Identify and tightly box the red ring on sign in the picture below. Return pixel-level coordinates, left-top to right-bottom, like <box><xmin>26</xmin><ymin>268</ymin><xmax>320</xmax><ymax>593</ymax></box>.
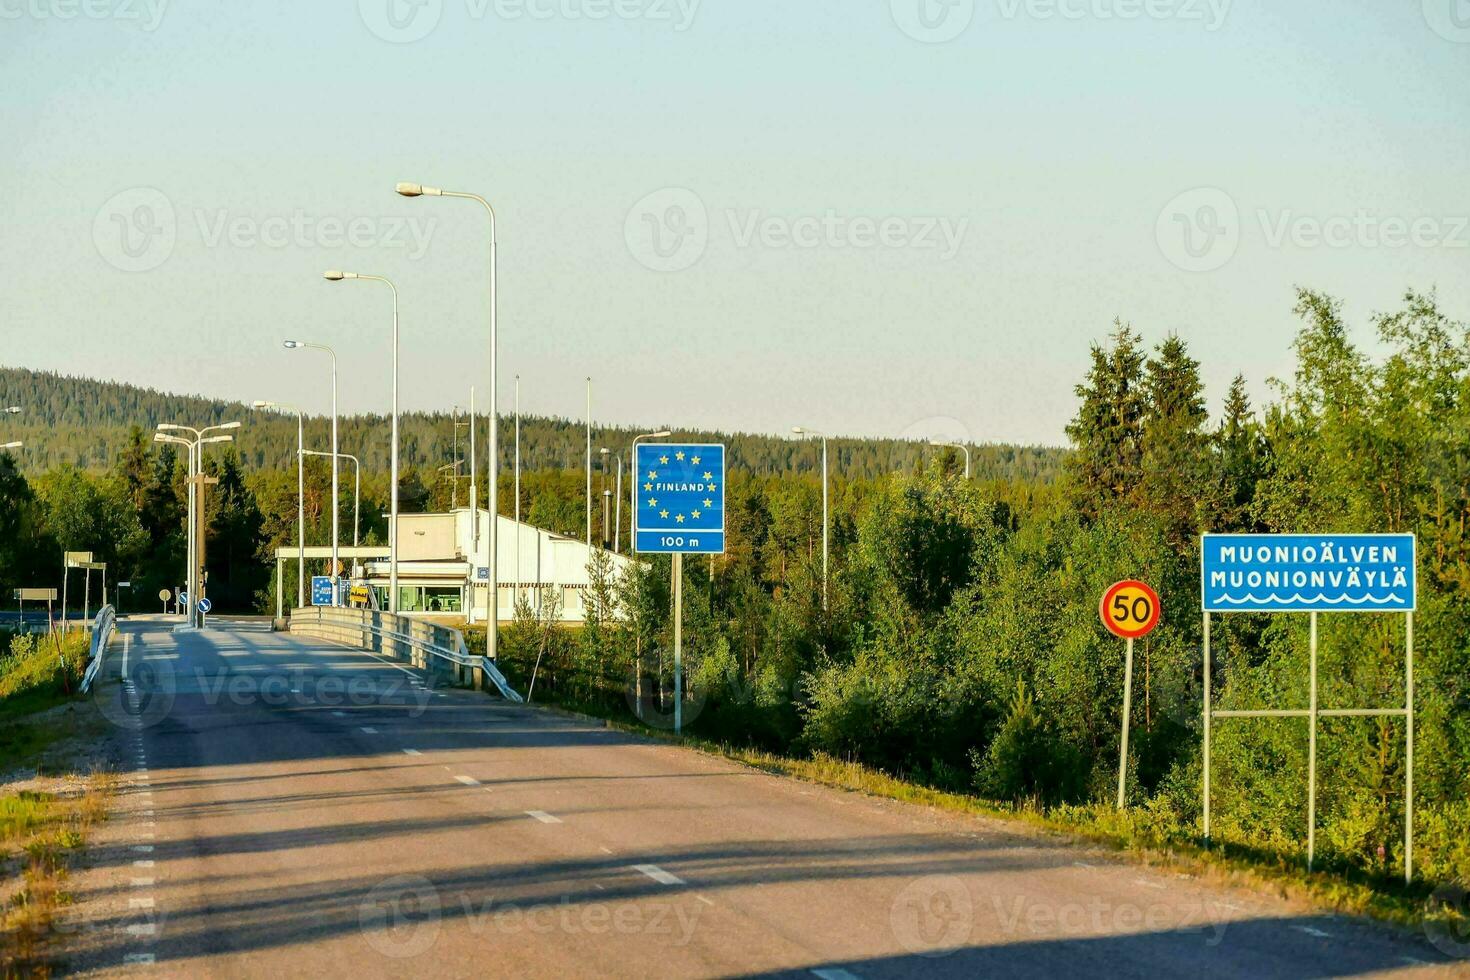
<box><xmin>1100</xmin><ymin>579</ymin><xmax>1162</xmax><ymax>639</ymax></box>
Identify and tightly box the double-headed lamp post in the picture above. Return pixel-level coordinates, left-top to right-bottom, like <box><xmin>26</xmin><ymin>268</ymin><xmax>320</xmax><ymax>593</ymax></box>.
<box><xmin>324</xmin><ymin>270</ymin><xmax>400</xmax><ymax>614</ymax></box>
<box><xmin>396</xmin><ymin>180</ymin><xmax>499</xmax><ymax>653</ymax></box>
<box><xmin>156</xmin><ymin>422</ymin><xmax>238</xmax><ymax>626</ymax></box>
<box><xmin>928</xmin><ymin>439</ymin><xmax>971</xmax><ymax>478</ymax></box>
<box><xmin>284</xmin><ymin>339</ymin><xmax>340</xmax><ymax>605</ymax></box>
<box><xmin>792</xmin><ymin>426</ymin><xmax>830</xmax><ymax>611</ymax></box>
<box><xmin>252</xmin><ymin>401</ymin><xmax>305</xmax><ymax>607</ymax></box>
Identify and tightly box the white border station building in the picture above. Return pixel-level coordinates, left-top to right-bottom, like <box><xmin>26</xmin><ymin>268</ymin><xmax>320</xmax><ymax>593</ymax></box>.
<box><xmin>360</xmin><ymin>508</ymin><xmax>637</xmax><ymax>624</ymax></box>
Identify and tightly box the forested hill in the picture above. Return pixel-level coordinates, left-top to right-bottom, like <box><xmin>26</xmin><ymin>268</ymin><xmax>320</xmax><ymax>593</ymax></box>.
<box><xmin>0</xmin><ymin>366</ymin><xmax>1065</xmax><ymax>483</ymax></box>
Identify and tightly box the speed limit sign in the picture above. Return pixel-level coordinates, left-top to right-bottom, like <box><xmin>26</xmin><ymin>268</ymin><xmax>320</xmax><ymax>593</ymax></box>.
<box><xmin>1100</xmin><ymin>579</ymin><xmax>1161</xmax><ymax>640</ymax></box>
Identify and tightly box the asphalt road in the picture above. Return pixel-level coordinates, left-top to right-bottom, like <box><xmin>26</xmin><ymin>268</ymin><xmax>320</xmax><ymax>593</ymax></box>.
<box><xmin>61</xmin><ymin>617</ymin><xmax>1461</xmax><ymax>978</ymax></box>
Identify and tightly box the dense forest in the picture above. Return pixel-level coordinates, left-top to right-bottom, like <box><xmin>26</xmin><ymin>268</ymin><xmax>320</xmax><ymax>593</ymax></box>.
<box><xmin>0</xmin><ymin>288</ymin><xmax>1466</xmax><ymax>890</ymax></box>
<box><xmin>0</xmin><ymin>367</ymin><xmax>1062</xmax><ymax>482</ymax></box>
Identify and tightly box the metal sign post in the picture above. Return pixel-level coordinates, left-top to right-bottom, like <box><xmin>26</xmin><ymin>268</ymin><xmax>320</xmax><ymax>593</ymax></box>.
<box><xmin>1200</xmin><ymin>533</ymin><xmax>1416</xmax><ymax>881</ymax></box>
<box><xmin>61</xmin><ymin>551</ymin><xmax>91</xmax><ymax>633</ymax></box>
<box><xmin>632</xmin><ymin>442</ymin><xmax>726</xmax><ymax>736</ymax></box>
<box><xmin>1100</xmin><ymin>579</ymin><xmax>1162</xmax><ymax>810</ymax></box>
<box><xmin>672</xmin><ymin>553</ymin><xmax>683</xmax><ymax>734</ymax></box>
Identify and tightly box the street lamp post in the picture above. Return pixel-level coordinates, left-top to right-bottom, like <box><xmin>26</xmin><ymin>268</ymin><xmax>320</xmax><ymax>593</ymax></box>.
<box><xmin>284</xmin><ymin>339</ymin><xmax>339</xmax><ymax>605</ymax></box>
<box><xmin>586</xmin><ymin>377</ymin><xmax>593</xmax><ymax>549</ymax></box>
<box><xmin>252</xmin><ymin>401</ymin><xmax>305</xmax><ymax>607</ymax></box>
<box><xmin>792</xmin><ymin>426</ymin><xmax>830</xmax><ymax>611</ymax></box>
<box><xmin>599</xmin><ymin>447</ymin><xmax>623</xmax><ymax>552</ymax></box>
<box><xmin>324</xmin><ymin>270</ymin><xmax>399</xmax><ymax>613</ymax></box>
<box><xmin>397</xmin><ymin>181</ymin><xmax>499</xmax><ymax>658</ymax></box>
<box><xmin>469</xmin><ymin>387</ymin><xmax>478</xmax><ymax>552</ymax></box>
<box><xmin>514</xmin><ymin>375</ymin><xmax>521</xmax><ymax>607</ymax></box>
<box><xmin>928</xmin><ymin>439</ymin><xmax>971</xmax><ymax>478</ymax></box>
<box><xmin>156</xmin><ymin>422</ymin><xmax>237</xmax><ymax>626</ymax></box>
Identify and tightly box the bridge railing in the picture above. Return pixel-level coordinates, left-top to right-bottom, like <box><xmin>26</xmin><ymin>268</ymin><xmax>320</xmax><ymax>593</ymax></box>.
<box><xmin>79</xmin><ymin>604</ymin><xmax>116</xmax><ymax>694</ymax></box>
<box><xmin>288</xmin><ymin>605</ymin><xmax>522</xmax><ymax>703</ymax></box>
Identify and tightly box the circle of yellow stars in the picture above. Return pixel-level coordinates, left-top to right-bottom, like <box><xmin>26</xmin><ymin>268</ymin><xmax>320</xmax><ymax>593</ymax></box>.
<box><xmin>642</xmin><ymin>450</ymin><xmax>717</xmax><ymax>526</ymax></box>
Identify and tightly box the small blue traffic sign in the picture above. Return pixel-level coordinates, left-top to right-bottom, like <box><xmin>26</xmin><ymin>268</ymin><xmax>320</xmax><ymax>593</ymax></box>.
<box><xmin>634</xmin><ymin>443</ymin><xmax>725</xmax><ymax>554</ymax></box>
<box><xmin>311</xmin><ymin>576</ymin><xmax>334</xmax><ymax>606</ymax></box>
<box><xmin>178</xmin><ymin>591</ymin><xmax>188</xmax><ymax>606</ymax></box>
<box><xmin>197</xmin><ymin>597</ymin><xmax>213</xmax><ymax>614</ymax></box>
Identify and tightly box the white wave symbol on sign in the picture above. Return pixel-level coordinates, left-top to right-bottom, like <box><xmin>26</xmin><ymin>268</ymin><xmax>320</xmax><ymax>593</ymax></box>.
<box><xmin>1214</xmin><ymin>592</ymin><xmax>1403</xmax><ymax>606</ymax></box>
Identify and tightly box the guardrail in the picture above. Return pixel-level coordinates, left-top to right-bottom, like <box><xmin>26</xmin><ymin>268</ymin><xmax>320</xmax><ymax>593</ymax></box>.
<box><xmin>289</xmin><ymin>605</ymin><xmax>523</xmax><ymax>703</ymax></box>
<box><xmin>79</xmin><ymin>604</ymin><xmax>116</xmax><ymax>694</ymax></box>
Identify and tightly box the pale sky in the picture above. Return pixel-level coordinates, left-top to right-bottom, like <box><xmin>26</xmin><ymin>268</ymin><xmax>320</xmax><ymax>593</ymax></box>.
<box><xmin>2</xmin><ymin>1</ymin><xmax>1467</xmax><ymax>447</ymax></box>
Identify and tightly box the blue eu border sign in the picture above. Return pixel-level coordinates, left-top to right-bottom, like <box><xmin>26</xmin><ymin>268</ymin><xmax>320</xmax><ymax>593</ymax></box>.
<box><xmin>633</xmin><ymin>443</ymin><xmax>725</xmax><ymax>555</ymax></box>
<box><xmin>1201</xmin><ymin>533</ymin><xmax>1416</xmax><ymax>612</ymax></box>
<box><xmin>311</xmin><ymin>576</ymin><xmax>335</xmax><ymax>606</ymax></box>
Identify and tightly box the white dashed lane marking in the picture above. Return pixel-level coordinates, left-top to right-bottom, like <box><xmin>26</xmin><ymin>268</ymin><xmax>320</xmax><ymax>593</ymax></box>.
<box><xmin>525</xmin><ymin>810</ymin><xmax>562</xmax><ymax>824</ymax></box>
<box><xmin>454</xmin><ymin>775</ymin><xmax>481</xmax><ymax>787</ymax></box>
<box><xmin>631</xmin><ymin>864</ymin><xmax>685</xmax><ymax>886</ymax></box>
<box><xmin>360</xmin><ymin>727</ymin><xmax>378</xmax><ymax>734</ymax></box>
<box><xmin>401</xmin><ymin>748</ymin><xmax>422</xmax><ymax>756</ymax></box>
<box><xmin>125</xmin><ymin>923</ymin><xmax>157</xmax><ymax>937</ymax></box>
<box><xmin>124</xmin><ymin>953</ymin><xmax>156</xmax><ymax>965</ymax></box>
<box><xmin>1291</xmin><ymin>925</ymin><xmax>1333</xmax><ymax>938</ymax></box>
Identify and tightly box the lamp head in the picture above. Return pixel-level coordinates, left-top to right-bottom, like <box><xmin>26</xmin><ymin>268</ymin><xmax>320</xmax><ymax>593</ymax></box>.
<box><xmin>283</xmin><ymin>340</ymin><xmax>302</xmax><ymax>349</ymax></box>
<box><xmin>652</xmin><ymin>430</ymin><xmax>672</xmax><ymax>438</ymax></box>
<box><xmin>323</xmin><ymin>270</ymin><xmax>358</xmax><ymax>281</ymax></box>
<box><xmin>791</xmin><ymin>426</ymin><xmax>805</xmax><ymax>435</ymax></box>
<box><xmin>251</xmin><ymin>400</ymin><xmax>271</xmax><ymax>409</ymax></box>
<box><xmin>157</xmin><ymin>423</ymin><xmax>183</xmax><ymax>431</ymax></box>
<box><xmin>217</xmin><ymin>421</ymin><xmax>241</xmax><ymax>430</ymax></box>
<box><xmin>395</xmin><ymin>181</ymin><xmax>442</xmax><ymax>197</ymax></box>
